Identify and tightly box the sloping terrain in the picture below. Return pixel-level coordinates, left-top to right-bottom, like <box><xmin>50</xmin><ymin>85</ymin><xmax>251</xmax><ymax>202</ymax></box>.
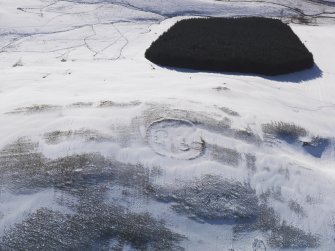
<box><xmin>0</xmin><ymin>0</ymin><xmax>335</xmax><ymax>250</ymax></box>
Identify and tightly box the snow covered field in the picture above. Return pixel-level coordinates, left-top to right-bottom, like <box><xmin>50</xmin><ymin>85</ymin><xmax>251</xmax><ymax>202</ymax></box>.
<box><xmin>0</xmin><ymin>0</ymin><xmax>335</xmax><ymax>250</ymax></box>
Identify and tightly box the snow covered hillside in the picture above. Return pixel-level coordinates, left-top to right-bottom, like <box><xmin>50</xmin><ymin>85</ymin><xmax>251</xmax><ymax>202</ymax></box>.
<box><xmin>0</xmin><ymin>0</ymin><xmax>335</xmax><ymax>250</ymax></box>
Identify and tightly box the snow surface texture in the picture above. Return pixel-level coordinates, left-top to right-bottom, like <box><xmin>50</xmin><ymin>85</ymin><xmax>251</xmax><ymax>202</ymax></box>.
<box><xmin>0</xmin><ymin>0</ymin><xmax>335</xmax><ymax>250</ymax></box>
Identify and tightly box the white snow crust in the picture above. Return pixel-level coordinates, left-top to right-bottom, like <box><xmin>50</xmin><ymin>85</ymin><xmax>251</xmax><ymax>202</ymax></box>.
<box><xmin>0</xmin><ymin>0</ymin><xmax>335</xmax><ymax>250</ymax></box>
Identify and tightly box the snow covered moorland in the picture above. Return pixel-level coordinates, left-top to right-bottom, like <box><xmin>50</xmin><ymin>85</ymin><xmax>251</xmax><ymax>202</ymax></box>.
<box><xmin>0</xmin><ymin>0</ymin><xmax>335</xmax><ymax>250</ymax></box>
<box><xmin>145</xmin><ymin>17</ymin><xmax>315</xmax><ymax>75</ymax></box>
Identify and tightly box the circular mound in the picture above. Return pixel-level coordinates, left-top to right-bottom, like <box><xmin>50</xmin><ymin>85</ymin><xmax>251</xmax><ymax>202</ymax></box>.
<box><xmin>146</xmin><ymin>119</ymin><xmax>204</xmax><ymax>160</ymax></box>
<box><xmin>145</xmin><ymin>17</ymin><xmax>314</xmax><ymax>76</ymax></box>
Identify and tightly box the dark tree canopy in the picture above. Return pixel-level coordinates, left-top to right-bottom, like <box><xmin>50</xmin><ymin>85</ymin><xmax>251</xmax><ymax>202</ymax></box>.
<box><xmin>145</xmin><ymin>17</ymin><xmax>314</xmax><ymax>76</ymax></box>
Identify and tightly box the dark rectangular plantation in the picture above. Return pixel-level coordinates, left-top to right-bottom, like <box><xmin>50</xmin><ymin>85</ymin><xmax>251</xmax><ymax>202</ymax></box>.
<box><xmin>145</xmin><ymin>17</ymin><xmax>314</xmax><ymax>76</ymax></box>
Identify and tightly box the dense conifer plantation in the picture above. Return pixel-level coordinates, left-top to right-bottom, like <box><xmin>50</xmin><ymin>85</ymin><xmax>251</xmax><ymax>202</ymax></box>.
<box><xmin>145</xmin><ymin>17</ymin><xmax>314</xmax><ymax>76</ymax></box>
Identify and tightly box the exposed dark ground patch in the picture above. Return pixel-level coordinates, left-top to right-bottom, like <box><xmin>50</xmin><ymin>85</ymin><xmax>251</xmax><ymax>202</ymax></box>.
<box><xmin>262</xmin><ymin>121</ymin><xmax>331</xmax><ymax>158</ymax></box>
<box><xmin>98</xmin><ymin>100</ymin><xmax>142</xmax><ymax>108</ymax></box>
<box><xmin>145</xmin><ymin>17</ymin><xmax>314</xmax><ymax>76</ymax></box>
<box><xmin>0</xmin><ymin>205</ymin><xmax>184</xmax><ymax>251</ymax></box>
<box><xmin>268</xmin><ymin>222</ymin><xmax>320</xmax><ymax>248</ymax></box>
<box><xmin>288</xmin><ymin>200</ymin><xmax>306</xmax><ymax>217</ymax></box>
<box><xmin>44</xmin><ymin>129</ymin><xmax>111</xmax><ymax>144</ymax></box>
<box><xmin>263</xmin><ymin>121</ymin><xmax>307</xmax><ymax>143</ymax></box>
<box><xmin>67</xmin><ymin>102</ymin><xmax>94</xmax><ymax>108</ymax></box>
<box><xmin>151</xmin><ymin>175</ymin><xmax>319</xmax><ymax>249</ymax></box>
<box><xmin>0</xmin><ymin>135</ymin><xmax>321</xmax><ymax>250</ymax></box>
<box><xmin>233</xmin><ymin>204</ymin><xmax>319</xmax><ymax>249</ymax></box>
<box><xmin>154</xmin><ymin>175</ymin><xmax>259</xmax><ymax>222</ymax></box>
<box><xmin>233</xmin><ymin>128</ymin><xmax>260</xmax><ymax>144</ymax></box>
<box><xmin>0</xmin><ymin>138</ymin><xmax>159</xmax><ymax>194</ymax></box>
<box><xmin>218</xmin><ymin>106</ymin><xmax>240</xmax><ymax>117</ymax></box>
<box><xmin>5</xmin><ymin>100</ymin><xmax>142</xmax><ymax>116</ymax></box>
<box><xmin>213</xmin><ymin>86</ymin><xmax>230</xmax><ymax>92</ymax></box>
<box><xmin>208</xmin><ymin>145</ymin><xmax>241</xmax><ymax>166</ymax></box>
<box><xmin>6</xmin><ymin>104</ymin><xmax>62</xmax><ymax>114</ymax></box>
<box><xmin>252</xmin><ymin>239</ymin><xmax>267</xmax><ymax>251</ymax></box>
<box><xmin>245</xmin><ymin>154</ymin><xmax>257</xmax><ymax>172</ymax></box>
<box><xmin>0</xmin><ymin>139</ymin><xmax>184</xmax><ymax>250</ymax></box>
